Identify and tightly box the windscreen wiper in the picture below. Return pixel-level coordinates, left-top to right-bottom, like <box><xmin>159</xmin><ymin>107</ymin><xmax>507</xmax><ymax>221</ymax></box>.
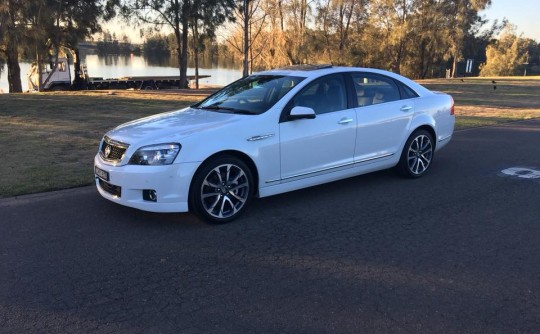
<box><xmin>198</xmin><ymin>105</ymin><xmax>256</xmax><ymax>115</ymax></box>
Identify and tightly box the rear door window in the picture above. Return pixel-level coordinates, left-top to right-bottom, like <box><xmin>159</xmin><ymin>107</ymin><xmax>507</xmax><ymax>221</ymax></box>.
<box><xmin>351</xmin><ymin>73</ymin><xmax>401</xmax><ymax>107</ymax></box>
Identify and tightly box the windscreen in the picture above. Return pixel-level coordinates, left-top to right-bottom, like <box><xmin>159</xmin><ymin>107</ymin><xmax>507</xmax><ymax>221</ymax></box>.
<box><xmin>195</xmin><ymin>75</ymin><xmax>305</xmax><ymax>115</ymax></box>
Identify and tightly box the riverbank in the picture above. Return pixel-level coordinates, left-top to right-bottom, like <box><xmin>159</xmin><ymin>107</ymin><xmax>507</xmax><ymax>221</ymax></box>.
<box><xmin>0</xmin><ymin>54</ymin><xmax>243</xmax><ymax>93</ymax></box>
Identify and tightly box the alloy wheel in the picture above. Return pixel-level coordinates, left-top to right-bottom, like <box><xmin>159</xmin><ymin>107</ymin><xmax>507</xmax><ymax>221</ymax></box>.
<box><xmin>407</xmin><ymin>134</ymin><xmax>433</xmax><ymax>175</ymax></box>
<box><xmin>200</xmin><ymin>163</ymin><xmax>250</xmax><ymax>219</ymax></box>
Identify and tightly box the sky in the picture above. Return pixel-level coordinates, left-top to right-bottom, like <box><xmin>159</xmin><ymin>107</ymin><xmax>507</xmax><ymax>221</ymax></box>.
<box><xmin>480</xmin><ymin>0</ymin><xmax>539</xmax><ymax>40</ymax></box>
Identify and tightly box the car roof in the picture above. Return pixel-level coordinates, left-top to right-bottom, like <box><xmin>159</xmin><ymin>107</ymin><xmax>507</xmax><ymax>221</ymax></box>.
<box><xmin>255</xmin><ymin>65</ymin><xmax>432</xmax><ymax>96</ymax></box>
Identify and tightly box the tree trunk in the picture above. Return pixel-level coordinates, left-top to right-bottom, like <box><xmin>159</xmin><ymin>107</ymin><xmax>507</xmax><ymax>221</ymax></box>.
<box><xmin>174</xmin><ymin>28</ymin><xmax>183</xmax><ymax>85</ymax></box>
<box><xmin>36</xmin><ymin>46</ymin><xmax>44</xmax><ymax>92</ymax></box>
<box><xmin>242</xmin><ymin>0</ymin><xmax>249</xmax><ymax>77</ymax></box>
<box><xmin>451</xmin><ymin>55</ymin><xmax>458</xmax><ymax>78</ymax></box>
<box><xmin>278</xmin><ymin>0</ymin><xmax>284</xmax><ymax>31</ymax></box>
<box><xmin>6</xmin><ymin>39</ymin><xmax>22</xmax><ymax>93</ymax></box>
<box><xmin>194</xmin><ymin>51</ymin><xmax>199</xmax><ymax>89</ymax></box>
<box><xmin>72</xmin><ymin>48</ymin><xmax>86</xmax><ymax>89</ymax></box>
<box><xmin>176</xmin><ymin>35</ymin><xmax>183</xmax><ymax>85</ymax></box>
<box><xmin>192</xmin><ymin>23</ymin><xmax>200</xmax><ymax>89</ymax></box>
<box><xmin>180</xmin><ymin>1</ymin><xmax>189</xmax><ymax>88</ymax></box>
<box><xmin>42</xmin><ymin>0</ymin><xmax>62</xmax><ymax>90</ymax></box>
<box><xmin>418</xmin><ymin>40</ymin><xmax>426</xmax><ymax>79</ymax></box>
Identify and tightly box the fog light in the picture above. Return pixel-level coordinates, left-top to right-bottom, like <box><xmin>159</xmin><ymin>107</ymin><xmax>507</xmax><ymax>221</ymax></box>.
<box><xmin>143</xmin><ymin>189</ymin><xmax>157</xmax><ymax>202</ymax></box>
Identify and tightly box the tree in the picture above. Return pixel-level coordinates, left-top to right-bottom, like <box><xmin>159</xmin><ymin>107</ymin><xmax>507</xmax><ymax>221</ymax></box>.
<box><xmin>143</xmin><ymin>34</ymin><xmax>170</xmax><ymax>55</ymax></box>
<box><xmin>25</xmin><ymin>0</ymin><xmax>110</xmax><ymax>91</ymax></box>
<box><xmin>117</xmin><ymin>0</ymin><xmax>188</xmax><ymax>87</ymax></box>
<box><xmin>446</xmin><ymin>0</ymin><xmax>491</xmax><ymax>78</ymax></box>
<box><xmin>118</xmin><ymin>0</ymin><xmax>233</xmax><ymax>88</ymax></box>
<box><xmin>460</xmin><ymin>17</ymin><xmax>504</xmax><ymax>76</ymax></box>
<box><xmin>523</xmin><ymin>38</ymin><xmax>540</xmax><ymax>75</ymax></box>
<box><xmin>316</xmin><ymin>0</ymin><xmax>366</xmax><ymax>65</ymax></box>
<box><xmin>283</xmin><ymin>0</ymin><xmax>311</xmax><ymax>65</ymax></box>
<box><xmin>480</xmin><ymin>24</ymin><xmax>529</xmax><ymax>77</ymax></box>
<box><xmin>0</xmin><ymin>0</ymin><xmax>25</xmax><ymax>93</ymax></box>
<box><xmin>406</xmin><ymin>0</ymin><xmax>449</xmax><ymax>79</ymax></box>
<box><xmin>1</xmin><ymin>0</ymin><xmax>115</xmax><ymax>92</ymax></box>
<box><xmin>189</xmin><ymin>0</ymin><xmax>234</xmax><ymax>86</ymax></box>
<box><xmin>367</xmin><ymin>0</ymin><xmax>413</xmax><ymax>74</ymax></box>
<box><xmin>226</xmin><ymin>0</ymin><xmax>266</xmax><ymax>76</ymax></box>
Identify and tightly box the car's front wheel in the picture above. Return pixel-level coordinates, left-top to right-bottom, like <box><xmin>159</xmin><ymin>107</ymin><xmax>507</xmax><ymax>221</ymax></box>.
<box><xmin>189</xmin><ymin>156</ymin><xmax>254</xmax><ymax>224</ymax></box>
<box><xmin>396</xmin><ymin>129</ymin><xmax>434</xmax><ymax>178</ymax></box>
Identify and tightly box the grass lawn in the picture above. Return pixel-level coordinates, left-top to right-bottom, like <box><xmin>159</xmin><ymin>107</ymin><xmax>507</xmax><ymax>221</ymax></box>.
<box><xmin>420</xmin><ymin>77</ymin><xmax>540</xmax><ymax>128</ymax></box>
<box><xmin>1</xmin><ymin>78</ymin><xmax>539</xmax><ymax>198</ymax></box>
<box><xmin>0</xmin><ymin>91</ymin><xmax>202</xmax><ymax>198</ymax></box>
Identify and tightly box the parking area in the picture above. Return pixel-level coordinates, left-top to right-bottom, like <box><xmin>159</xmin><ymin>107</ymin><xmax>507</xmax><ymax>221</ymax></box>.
<box><xmin>1</xmin><ymin>119</ymin><xmax>539</xmax><ymax>333</ymax></box>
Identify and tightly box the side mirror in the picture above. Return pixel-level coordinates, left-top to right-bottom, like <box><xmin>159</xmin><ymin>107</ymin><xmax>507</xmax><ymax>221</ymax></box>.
<box><xmin>288</xmin><ymin>106</ymin><xmax>316</xmax><ymax>121</ymax></box>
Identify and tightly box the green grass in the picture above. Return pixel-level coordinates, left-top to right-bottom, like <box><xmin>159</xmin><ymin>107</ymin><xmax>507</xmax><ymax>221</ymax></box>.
<box><xmin>420</xmin><ymin>78</ymin><xmax>540</xmax><ymax>129</ymax></box>
<box><xmin>0</xmin><ymin>91</ymin><xmax>201</xmax><ymax>198</ymax></box>
<box><xmin>421</xmin><ymin>78</ymin><xmax>540</xmax><ymax>109</ymax></box>
<box><xmin>1</xmin><ymin>78</ymin><xmax>539</xmax><ymax>198</ymax></box>
<box><xmin>454</xmin><ymin>116</ymin><xmax>521</xmax><ymax>129</ymax></box>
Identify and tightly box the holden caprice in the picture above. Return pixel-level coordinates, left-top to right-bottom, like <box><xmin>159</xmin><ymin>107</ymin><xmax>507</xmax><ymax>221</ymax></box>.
<box><xmin>95</xmin><ymin>65</ymin><xmax>455</xmax><ymax>223</ymax></box>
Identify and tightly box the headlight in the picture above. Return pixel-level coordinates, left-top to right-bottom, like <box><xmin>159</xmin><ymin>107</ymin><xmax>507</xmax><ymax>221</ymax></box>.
<box><xmin>128</xmin><ymin>143</ymin><xmax>181</xmax><ymax>165</ymax></box>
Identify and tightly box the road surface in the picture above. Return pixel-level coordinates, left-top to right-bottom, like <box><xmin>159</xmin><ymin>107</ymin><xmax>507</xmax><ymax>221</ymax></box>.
<box><xmin>1</xmin><ymin>119</ymin><xmax>539</xmax><ymax>333</ymax></box>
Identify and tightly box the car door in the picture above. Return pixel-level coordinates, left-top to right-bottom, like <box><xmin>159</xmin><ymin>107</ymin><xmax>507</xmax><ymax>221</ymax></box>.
<box><xmin>351</xmin><ymin>72</ymin><xmax>414</xmax><ymax>164</ymax></box>
<box><xmin>279</xmin><ymin>74</ymin><xmax>357</xmax><ymax>181</ymax></box>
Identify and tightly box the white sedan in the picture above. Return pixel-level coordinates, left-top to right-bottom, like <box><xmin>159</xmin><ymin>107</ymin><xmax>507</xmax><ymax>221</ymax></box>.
<box><xmin>94</xmin><ymin>65</ymin><xmax>455</xmax><ymax>223</ymax></box>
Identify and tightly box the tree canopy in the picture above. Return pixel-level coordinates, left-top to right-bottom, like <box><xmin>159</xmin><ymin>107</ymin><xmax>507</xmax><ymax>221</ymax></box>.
<box><xmin>0</xmin><ymin>0</ymin><xmax>116</xmax><ymax>92</ymax></box>
<box><xmin>480</xmin><ymin>24</ymin><xmax>530</xmax><ymax>77</ymax></box>
<box><xmin>114</xmin><ymin>0</ymin><xmax>235</xmax><ymax>87</ymax></box>
<box><xmin>219</xmin><ymin>0</ymin><xmax>499</xmax><ymax>79</ymax></box>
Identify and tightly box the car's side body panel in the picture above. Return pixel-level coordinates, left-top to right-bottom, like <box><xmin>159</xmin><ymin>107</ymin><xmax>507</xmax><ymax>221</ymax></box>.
<box><xmin>258</xmin><ymin>155</ymin><xmax>397</xmax><ymax>198</ymax></box>
<box><xmin>354</xmin><ymin>99</ymin><xmax>414</xmax><ymax>164</ymax></box>
<box><xmin>176</xmin><ymin>112</ymin><xmax>283</xmax><ymax>189</ymax></box>
<box><xmin>279</xmin><ymin>108</ymin><xmax>357</xmax><ymax>181</ymax></box>
<box><xmin>410</xmin><ymin>93</ymin><xmax>455</xmax><ymax>150</ymax></box>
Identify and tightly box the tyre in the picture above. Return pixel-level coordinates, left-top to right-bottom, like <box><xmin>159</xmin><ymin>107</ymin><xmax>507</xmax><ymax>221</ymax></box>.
<box><xmin>396</xmin><ymin>129</ymin><xmax>434</xmax><ymax>178</ymax></box>
<box><xmin>189</xmin><ymin>156</ymin><xmax>254</xmax><ymax>224</ymax></box>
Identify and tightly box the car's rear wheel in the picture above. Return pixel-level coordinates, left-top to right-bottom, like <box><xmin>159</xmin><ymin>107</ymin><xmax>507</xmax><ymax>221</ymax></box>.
<box><xmin>189</xmin><ymin>156</ymin><xmax>254</xmax><ymax>224</ymax></box>
<box><xmin>396</xmin><ymin>129</ymin><xmax>434</xmax><ymax>178</ymax></box>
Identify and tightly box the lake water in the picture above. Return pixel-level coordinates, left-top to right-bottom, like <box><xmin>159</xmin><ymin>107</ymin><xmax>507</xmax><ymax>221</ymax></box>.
<box><xmin>0</xmin><ymin>54</ymin><xmax>243</xmax><ymax>93</ymax></box>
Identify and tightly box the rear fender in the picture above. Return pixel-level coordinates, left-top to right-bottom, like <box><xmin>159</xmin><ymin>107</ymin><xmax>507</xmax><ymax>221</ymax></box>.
<box><xmin>399</xmin><ymin>115</ymin><xmax>436</xmax><ymax>151</ymax></box>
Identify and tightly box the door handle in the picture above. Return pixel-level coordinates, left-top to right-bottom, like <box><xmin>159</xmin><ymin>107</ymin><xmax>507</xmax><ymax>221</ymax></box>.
<box><xmin>338</xmin><ymin>118</ymin><xmax>354</xmax><ymax>125</ymax></box>
<box><xmin>400</xmin><ymin>105</ymin><xmax>413</xmax><ymax>112</ymax></box>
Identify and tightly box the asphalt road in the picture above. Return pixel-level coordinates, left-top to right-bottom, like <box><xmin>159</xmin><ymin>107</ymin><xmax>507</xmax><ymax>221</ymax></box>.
<box><xmin>1</xmin><ymin>119</ymin><xmax>539</xmax><ymax>333</ymax></box>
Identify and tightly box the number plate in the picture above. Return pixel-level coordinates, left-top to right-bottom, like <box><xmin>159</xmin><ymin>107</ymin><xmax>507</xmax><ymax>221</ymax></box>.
<box><xmin>94</xmin><ymin>166</ymin><xmax>109</xmax><ymax>181</ymax></box>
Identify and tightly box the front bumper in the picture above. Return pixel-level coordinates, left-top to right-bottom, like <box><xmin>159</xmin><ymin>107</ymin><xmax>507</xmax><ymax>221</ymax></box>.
<box><xmin>94</xmin><ymin>155</ymin><xmax>200</xmax><ymax>213</ymax></box>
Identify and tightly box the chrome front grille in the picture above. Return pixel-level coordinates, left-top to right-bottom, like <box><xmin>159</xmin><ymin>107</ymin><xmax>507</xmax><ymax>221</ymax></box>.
<box><xmin>100</xmin><ymin>136</ymin><xmax>129</xmax><ymax>162</ymax></box>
